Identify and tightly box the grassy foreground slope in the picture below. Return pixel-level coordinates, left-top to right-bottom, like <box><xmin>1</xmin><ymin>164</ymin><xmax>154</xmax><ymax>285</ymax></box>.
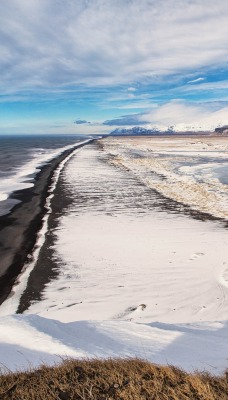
<box><xmin>0</xmin><ymin>359</ymin><xmax>227</xmax><ymax>400</ymax></box>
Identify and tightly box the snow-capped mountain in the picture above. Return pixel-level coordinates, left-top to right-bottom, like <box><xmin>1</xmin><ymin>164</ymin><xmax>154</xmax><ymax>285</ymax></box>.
<box><xmin>110</xmin><ymin>127</ymin><xmax>163</xmax><ymax>135</ymax></box>
<box><xmin>110</xmin><ymin>125</ymin><xmax>228</xmax><ymax>136</ymax></box>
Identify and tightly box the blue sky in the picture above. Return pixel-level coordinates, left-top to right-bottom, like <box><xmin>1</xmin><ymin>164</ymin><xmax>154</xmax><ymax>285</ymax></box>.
<box><xmin>0</xmin><ymin>0</ymin><xmax>228</xmax><ymax>134</ymax></box>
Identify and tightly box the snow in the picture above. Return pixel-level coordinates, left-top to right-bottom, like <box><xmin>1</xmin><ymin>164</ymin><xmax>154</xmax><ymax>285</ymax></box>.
<box><xmin>0</xmin><ymin>137</ymin><xmax>228</xmax><ymax>375</ymax></box>
<box><xmin>0</xmin><ymin>315</ymin><xmax>228</xmax><ymax>375</ymax></box>
<box><xmin>22</xmin><ymin>213</ymin><xmax>228</xmax><ymax>325</ymax></box>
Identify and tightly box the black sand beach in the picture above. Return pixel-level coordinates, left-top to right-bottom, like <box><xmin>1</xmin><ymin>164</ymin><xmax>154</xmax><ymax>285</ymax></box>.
<box><xmin>17</xmin><ymin>155</ymin><xmax>75</xmax><ymax>313</ymax></box>
<box><xmin>0</xmin><ymin>140</ymin><xmax>93</xmax><ymax>305</ymax></box>
<box><xmin>17</xmin><ymin>139</ymin><xmax>227</xmax><ymax>314</ymax></box>
<box><xmin>0</xmin><ymin>137</ymin><xmax>226</xmax><ymax>311</ymax></box>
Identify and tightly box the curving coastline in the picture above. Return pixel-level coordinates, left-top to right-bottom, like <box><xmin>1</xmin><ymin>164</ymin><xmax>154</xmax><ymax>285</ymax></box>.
<box><xmin>0</xmin><ymin>139</ymin><xmax>94</xmax><ymax>305</ymax></box>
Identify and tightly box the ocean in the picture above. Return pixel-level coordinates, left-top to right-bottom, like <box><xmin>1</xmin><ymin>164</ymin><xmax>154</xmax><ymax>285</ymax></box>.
<box><xmin>0</xmin><ymin>134</ymin><xmax>89</xmax><ymax>216</ymax></box>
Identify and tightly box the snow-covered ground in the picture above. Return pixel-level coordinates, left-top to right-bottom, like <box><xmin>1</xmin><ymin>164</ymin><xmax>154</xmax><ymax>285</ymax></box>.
<box><xmin>0</xmin><ymin>137</ymin><xmax>228</xmax><ymax>374</ymax></box>
<box><xmin>1</xmin><ymin>315</ymin><xmax>228</xmax><ymax>374</ymax></box>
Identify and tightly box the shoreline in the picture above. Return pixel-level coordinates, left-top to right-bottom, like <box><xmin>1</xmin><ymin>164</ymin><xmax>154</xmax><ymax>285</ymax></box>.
<box><xmin>1</xmin><ymin>137</ymin><xmax>227</xmax><ymax>313</ymax></box>
<box><xmin>16</xmin><ymin>140</ymin><xmax>228</xmax><ymax>318</ymax></box>
<box><xmin>20</xmin><ymin>140</ymin><xmax>228</xmax><ymax>327</ymax></box>
<box><xmin>0</xmin><ymin>140</ymin><xmax>93</xmax><ymax>305</ymax></box>
<box><xmin>17</xmin><ymin>156</ymin><xmax>75</xmax><ymax>313</ymax></box>
<box><xmin>0</xmin><ymin>134</ymin><xmax>227</xmax><ymax>374</ymax></box>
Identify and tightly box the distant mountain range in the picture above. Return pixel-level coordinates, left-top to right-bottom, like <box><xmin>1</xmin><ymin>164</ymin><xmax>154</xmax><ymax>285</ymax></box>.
<box><xmin>110</xmin><ymin>127</ymin><xmax>162</xmax><ymax>136</ymax></box>
<box><xmin>110</xmin><ymin>125</ymin><xmax>228</xmax><ymax>136</ymax></box>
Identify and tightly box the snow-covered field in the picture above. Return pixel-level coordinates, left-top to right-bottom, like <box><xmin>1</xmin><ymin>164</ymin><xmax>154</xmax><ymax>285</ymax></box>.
<box><xmin>1</xmin><ymin>315</ymin><xmax>228</xmax><ymax>375</ymax></box>
<box><xmin>0</xmin><ymin>137</ymin><xmax>228</xmax><ymax>374</ymax></box>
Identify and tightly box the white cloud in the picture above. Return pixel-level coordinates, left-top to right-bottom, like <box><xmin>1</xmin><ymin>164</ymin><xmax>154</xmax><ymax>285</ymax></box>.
<box><xmin>183</xmin><ymin>80</ymin><xmax>228</xmax><ymax>92</ymax></box>
<box><xmin>109</xmin><ymin>100</ymin><xmax>228</xmax><ymax>131</ymax></box>
<box><xmin>0</xmin><ymin>0</ymin><xmax>228</xmax><ymax>94</ymax></box>
<box><xmin>187</xmin><ymin>77</ymin><xmax>205</xmax><ymax>83</ymax></box>
<box><xmin>127</xmin><ymin>87</ymin><xmax>136</xmax><ymax>91</ymax></box>
<box><xmin>116</xmin><ymin>102</ymin><xmax>157</xmax><ymax>109</ymax></box>
<box><xmin>139</xmin><ymin>101</ymin><xmax>228</xmax><ymax>131</ymax></box>
<box><xmin>140</xmin><ymin>101</ymin><xmax>205</xmax><ymax>125</ymax></box>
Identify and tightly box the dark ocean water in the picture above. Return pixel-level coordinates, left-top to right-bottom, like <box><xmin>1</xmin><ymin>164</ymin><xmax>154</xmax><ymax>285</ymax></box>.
<box><xmin>0</xmin><ymin>134</ymin><xmax>87</xmax><ymax>215</ymax></box>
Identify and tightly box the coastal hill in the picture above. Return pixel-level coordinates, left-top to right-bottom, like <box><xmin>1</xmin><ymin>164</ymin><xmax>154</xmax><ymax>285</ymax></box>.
<box><xmin>215</xmin><ymin>125</ymin><xmax>228</xmax><ymax>135</ymax></box>
<box><xmin>1</xmin><ymin>358</ymin><xmax>227</xmax><ymax>399</ymax></box>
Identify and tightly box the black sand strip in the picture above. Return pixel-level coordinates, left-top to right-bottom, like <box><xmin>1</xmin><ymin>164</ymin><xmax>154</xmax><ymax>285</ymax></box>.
<box><xmin>0</xmin><ymin>140</ymin><xmax>93</xmax><ymax>305</ymax></box>
<box><xmin>17</xmin><ymin>160</ymin><xmax>74</xmax><ymax>313</ymax></box>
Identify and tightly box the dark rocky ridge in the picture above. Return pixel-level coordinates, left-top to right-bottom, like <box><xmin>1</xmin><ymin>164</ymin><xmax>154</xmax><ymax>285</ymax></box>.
<box><xmin>215</xmin><ymin>125</ymin><xmax>228</xmax><ymax>134</ymax></box>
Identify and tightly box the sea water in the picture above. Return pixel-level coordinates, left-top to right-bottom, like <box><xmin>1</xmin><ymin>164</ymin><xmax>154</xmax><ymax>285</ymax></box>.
<box><xmin>0</xmin><ymin>134</ymin><xmax>87</xmax><ymax>216</ymax></box>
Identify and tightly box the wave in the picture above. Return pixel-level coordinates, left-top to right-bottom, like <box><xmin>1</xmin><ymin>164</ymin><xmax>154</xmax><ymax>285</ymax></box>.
<box><xmin>102</xmin><ymin>137</ymin><xmax>228</xmax><ymax>220</ymax></box>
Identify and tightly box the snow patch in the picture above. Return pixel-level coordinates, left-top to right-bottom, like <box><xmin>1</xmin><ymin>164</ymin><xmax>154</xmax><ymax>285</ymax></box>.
<box><xmin>0</xmin><ymin>314</ymin><xmax>227</xmax><ymax>375</ymax></box>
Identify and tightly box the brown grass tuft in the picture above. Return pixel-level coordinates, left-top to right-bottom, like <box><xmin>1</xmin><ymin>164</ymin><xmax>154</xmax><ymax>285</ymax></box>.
<box><xmin>0</xmin><ymin>358</ymin><xmax>227</xmax><ymax>399</ymax></box>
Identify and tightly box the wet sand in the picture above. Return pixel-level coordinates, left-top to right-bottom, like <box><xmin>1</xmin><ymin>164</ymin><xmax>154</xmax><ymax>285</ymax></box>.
<box><xmin>0</xmin><ymin>141</ymin><xmax>93</xmax><ymax>305</ymax></box>
<box><xmin>17</xmin><ymin>160</ymin><xmax>73</xmax><ymax>313</ymax></box>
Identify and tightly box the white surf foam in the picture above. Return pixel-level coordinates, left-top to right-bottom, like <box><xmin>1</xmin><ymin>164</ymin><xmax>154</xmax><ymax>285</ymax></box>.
<box><xmin>0</xmin><ymin>140</ymin><xmax>91</xmax><ymax>215</ymax></box>
<box><xmin>103</xmin><ymin>137</ymin><xmax>228</xmax><ymax>219</ymax></box>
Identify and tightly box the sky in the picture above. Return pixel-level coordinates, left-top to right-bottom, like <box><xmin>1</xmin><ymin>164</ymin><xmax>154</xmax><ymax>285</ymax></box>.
<box><xmin>0</xmin><ymin>0</ymin><xmax>228</xmax><ymax>134</ymax></box>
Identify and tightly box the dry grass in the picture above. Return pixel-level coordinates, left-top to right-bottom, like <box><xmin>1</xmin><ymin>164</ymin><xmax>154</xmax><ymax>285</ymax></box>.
<box><xmin>0</xmin><ymin>358</ymin><xmax>227</xmax><ymax>400</ymax></box>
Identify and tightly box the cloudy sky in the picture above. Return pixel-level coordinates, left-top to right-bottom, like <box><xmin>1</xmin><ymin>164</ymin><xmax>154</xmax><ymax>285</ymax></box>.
<box><xmin>0</xmin><ymin>0</ymin><xmax>228</xmax><ymax>134</ymax></box>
